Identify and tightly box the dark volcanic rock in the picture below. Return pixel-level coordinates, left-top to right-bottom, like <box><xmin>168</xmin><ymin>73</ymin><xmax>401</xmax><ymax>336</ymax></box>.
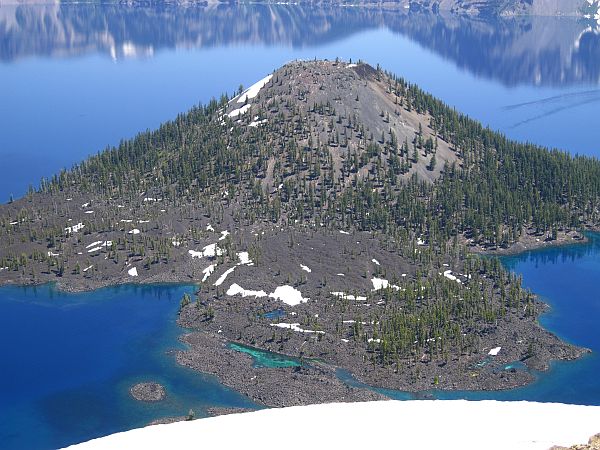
<box><xmin>130</xmin><ymin>382</ymin><xmax>166</xmax><ymax>402</ymax></box>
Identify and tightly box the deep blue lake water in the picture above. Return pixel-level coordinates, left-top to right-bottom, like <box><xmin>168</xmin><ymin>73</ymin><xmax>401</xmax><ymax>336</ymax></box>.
<box><xmin>0</xmin><ymin>284</ymin><xmax>256</xmax><ymax>450</ymax></box>
<box><xmin>1</xmin><ymin>3</ymin><xmax>600</xmax><ymax>449</ymax></box>
<box><xmin>0</xmin><ymin>4</ymin><xmax>599</xmax><ymax>199</ymax></box>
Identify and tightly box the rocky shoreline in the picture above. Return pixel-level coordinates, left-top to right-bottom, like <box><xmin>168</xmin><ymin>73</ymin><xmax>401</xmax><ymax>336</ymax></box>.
<box><xmin>0</xmin><ymin>224</ymin><xmax>592</xmax><ymax>411</ymax></box>
<box><xmin>467</xmin><ymin>229</ymin><xmax>588</xmax><ymax>257</ymax></box>
<box><xmin>176</xmin><ymin>331</ymin><xmax>387</xmax><ymax>408</ymax></box>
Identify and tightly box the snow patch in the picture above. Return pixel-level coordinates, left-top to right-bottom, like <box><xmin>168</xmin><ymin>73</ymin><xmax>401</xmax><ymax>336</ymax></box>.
<box><xmin>270</xmin><ymin>323</ymin><xmax>324</xmax><ymax>334</ymax></box>
<box><xmin>226</xmin><ymin>283</ymin><xmax>267</xmax><ymax>298</ymax></box>
<box><xmin>201</xmin><ymin>264</ymin><xmax>216</xmax><ymax>282</ymax></box>
<box><xmin>63</xmin><ymin>400</ymin><xmax>600</xmax><ymax>450</ymax></box>
<box><xmin>443</xmin><ymin>270</ymin><xmax>461</xmax><ymax>283</ymax></box>
<box><xmin>214</xmin><ymin>267</ymin><xmax>236</xmax><ymax>286</ymax></box>
<box><xmin>331</xmin><ymin>292</ymin><xmax>367</xmax><ymax>301</ymax></box>
<box><xmin>300</xmin><ymin>264</ymin><xmax>311</xmax><ymax>273</ymax></box>
<box><xmin>371</xmin><ymin>278</ymin><xmax>399</xmax><ymax>291</ymax></box>
<box><xmin>128</xmin><ymin>267</ymin><xmax>138</xmax><ymax>277</ymax></box>
<box><xmin>189</xmin><ymin>243</ymin><xmax>224</xmax><ymax>259</ymax></box>
<box><xmin>249</xmin><ymin>119</ymin><xmax>267</xmax><ymax>128</ymax></box>
<box><xmin>227</xmin><ymin>104</ymin><xmax>251</xmax><ymax>118</ymax></box>
<box><xmin>65</xmin><ymin>223</ymin><xmax>85</xmax><ymax>234</ymax></box>
<box><xmin>488</xmin><ymin>347</ymin><xmax>502</xmax><ymax>356</ymax></box>
<box><xmin>237</xmin><ymin>74</ymin><xmax>273</xmax><ymax>104</ymax></box>
<box><xmin>268</xmin><ymin>286</ymin><xmax>308</xmax><ymax>306</ymax></box>
<box><xmin>237</xmin><ymin>252</ymin><xmax>252</xmax><ymax>265</ymax></box>
<box><xmin>128</xmin><ymin>229</ymin><xmax>141</xmax><ymax>235</ymax></box>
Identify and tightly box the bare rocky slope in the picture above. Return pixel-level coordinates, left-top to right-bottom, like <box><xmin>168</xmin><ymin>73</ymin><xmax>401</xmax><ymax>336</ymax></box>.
<box><xmin>1</xmin><ymin>60</ymin><xmax>596</xmax><ymax>406</ymax></box>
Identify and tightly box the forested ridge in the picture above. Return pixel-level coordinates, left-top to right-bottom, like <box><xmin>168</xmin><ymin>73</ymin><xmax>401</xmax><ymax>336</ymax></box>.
<box><xmin>0</xmin><ymin>61</ymin><xmax>592</xmax><ymax>380</ymax></box>
<box><xmin>35</xmin><ymin>60</ymin><xmax>600</xmax><ymax>251</ymax></box>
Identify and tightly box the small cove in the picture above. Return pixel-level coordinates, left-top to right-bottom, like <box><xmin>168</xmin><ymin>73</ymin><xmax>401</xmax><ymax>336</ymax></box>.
<box><xmin>0</xmin><ymin>284</ymin><xmax>257</xmax><ymax>450</ymax></box>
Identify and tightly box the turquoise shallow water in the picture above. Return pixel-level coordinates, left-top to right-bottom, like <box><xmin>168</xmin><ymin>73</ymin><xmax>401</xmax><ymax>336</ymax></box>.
<box><xmin>228</xmin><ymin>342</ymin><xmax>301</xmax><ymax>368</ymax></box>
<box><xmin>0</xmin><ymin>284</ymin><xmax>256</xmax><ymax>450</ymax></box>
<box><xmin>1</xmin><ymin>235</ymin><xmax>599</xmax><ymax>449</ymax></box>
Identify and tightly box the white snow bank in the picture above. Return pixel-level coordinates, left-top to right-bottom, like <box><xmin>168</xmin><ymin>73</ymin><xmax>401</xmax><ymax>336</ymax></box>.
<box><xmin>127</xmin><ymin>267</ymin><xmax>138</xmax><ymax>277</ymax></box>
<box><xmin>206</xmin><ymin>224</ymin><xmax>215</xmax><ymax>232</ymax></box>
<box><xmin>237</xmin><ymin>74</ymin><xmax>273</xmax><ymax>104</ymax></box>
<box><xmin>189</xmin><ymin>243</ymin><xmax>224</xmax><ymax>259</ymax></box>
<box><xmin>237</xmin><ymin>252</ymin><xmax>252</xmax><ymax>265</ymax></box>
<box><xmin>65</xmin><ymin>222</ymin><xmax>84</xmax><ymax>234</ymax></box>
<box><xmin>226</xmin><ymin>283</ymin><xmax>267</xmax><ymax>298</ymax></box>
<box><xmin>489</xmin><ymin>347</ymin><xmax>502</xmax><ymax>356</ymax></box>
<box><xmin>128</xmin><ymin>229</ymin><xmax>140</xmax><ymax>235</ymax></box>
<box><xmin>249</xmin><ymin>119</ymin><xmax>267</xmax><ymax>128</ymax></box>
<box><xmin>270</xmin><ymin>323</ymin><xmax>324</xmax><ymax>334</ymax></box>
<box><xmin>331</xmin><ymin>292</ymin><xmax>367</xmax><ymax>301</ymax></box>
<box><xmin>65</xmin><ymin>400</ymin><xmax>600</xmax><ymax>450</ymax></box>
<box><xmin>227</xmin><ymin>104</ymin><xmax>252</xmax><ymax>118</ymax></box>
<box><xmin>300</xmin><ymin>264</ymin><xmax>311</xmax><ymax>273</ymax></box>
<box><xmin>268</xmin><ymin>286</ymin><xmax>308</xmax><ymax>306</ymax></box>
<box><xmin>201</xmin><ymin>264</ymin><xmax>216</xmax><ymax>282</ymax></box>
<box><xmin>203</xmin><ymin>243</ymin><xmax>223</xmax><ymax>258</ymax></box>
<box><xmin>86</xmin><ymin>241</ymin><xmax>112</xmax><ymax>253</ymax></box>
<box><xmin>219</xmin><ymin>231</ymin><xmax>230</xmax><ymax>241</ymax></box>
<box><xmin>372</xmin><ymin>259</ymin><xmax>380</xmax><ymax>266</ymax></box>
<box><xmin>214</xmin><ymin>267</ymin><xmax>236</xmax><ymax>286</ymax></box>
<box><xmin>443</xmin><ymin>270</ymin><xmax>461</xmax><ymax>283</ymax></box>
<box><xmin>371</xmin><ymin>278</ymin><xmax>399</xmax><ymax>291</ymax></box>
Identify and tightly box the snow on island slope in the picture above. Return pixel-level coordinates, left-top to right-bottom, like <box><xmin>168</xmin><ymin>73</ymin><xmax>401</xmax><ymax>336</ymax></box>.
<box><xmin>65</xmin><ymin>400</ymin><xmax>600</xmax><ymax>450</ymax></box>
<box><xmin>237</xmin><ymin>74</ymin><xmax>273</xmax><ymax>104</ymax></box>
